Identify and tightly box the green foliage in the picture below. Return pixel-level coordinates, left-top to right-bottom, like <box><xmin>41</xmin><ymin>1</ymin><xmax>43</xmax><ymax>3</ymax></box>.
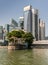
<box><xmin>7</xmin><ymin>32</ymin><xmax>12</xmax><ymax>38</ymax></box>
<box><xmin>19</xmin><ymin>30</ymin><xmax>25</xmax><ymax>38</ymax></box>
<box><xmin>7</xmin><ymin>30</ymin><xmax>34</xmax><ymax>43</ymax></box>
<box><xmin>11</xmin><ymin>31</ymin><xmax>17</xmax><ymax>37</ymax></box>
<box><xmin>9</xmin><ymin>38</ymin><xmax>14</xmax><ymax>42</ymax></box>
<box><xmin>23</xmin><ymin>32</ymin><xmax>34</xmax><ymax>43</ymax></box>
<box><xmin>11</xmin><ymin>30</ymin><xmax>22</xmax><ymax>38</ymax></box>
<box><xmin>7</xmin><ymin>30</ymin><xmax>34</xmax><ymax>48</ymax></box>
<box><xmin>19</xmin><ymin>30</ymin><xmax>25</xmax><ymax>34</ymax></box>
<box><xmin>22</xmin><ymin>32</ymin><xmax>34</xmax><ymax>49</ymax></box>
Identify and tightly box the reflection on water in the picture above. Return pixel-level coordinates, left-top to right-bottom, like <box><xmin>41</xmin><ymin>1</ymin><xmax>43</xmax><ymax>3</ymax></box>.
<box><xmin>0</xmin><ymin>48</ymin><xmax>48</xmax><ymax>65</ymax></box>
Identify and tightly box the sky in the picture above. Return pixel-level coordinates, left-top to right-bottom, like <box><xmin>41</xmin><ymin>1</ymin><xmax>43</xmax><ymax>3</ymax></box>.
<box><xmin>0</xmin><ymin>0</ymin><xmax>48</xmax><ymax>36</ymax></box>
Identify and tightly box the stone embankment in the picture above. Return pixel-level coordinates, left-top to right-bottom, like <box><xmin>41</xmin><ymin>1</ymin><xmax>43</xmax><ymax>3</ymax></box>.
<box><xmin>0</xmin><ymin>46</ymin><xmax>7</xmax><ymax>49</ymax></box>
<box><xmin>8</xmin><ymin>46</ymin><xmax>16</xmax><ymax>50</ymax></box>
<box><xmin>33</xmin><ymin>40</ymin><xmax>48</xmax><ymax>44</ymax></box>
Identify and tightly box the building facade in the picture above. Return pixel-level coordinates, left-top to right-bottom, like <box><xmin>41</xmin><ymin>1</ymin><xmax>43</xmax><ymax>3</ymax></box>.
<box><xmin>24</xmin><ymin>5</ymin><xmax>32</xmax><ymax>33</ymax></box>
<box><xmin>19</xmin><ymin>17</ymin><xmax>24</xmax><ymax>30</ymax></box>
<box><xmin>5</xmin><ymin>24</ymin><xmax>9</xmax><ymax>33</ymax></box>
<box><xmin>11</xmin><ymin>19</ymin><xmax>18</xmax><ymax>27</ymax></box>
<box><xmin>32</xmin><ymin>9</ymin><xmax>39</xmax><ymax>40</ymax></box>
<box><xmin>5</xmin><ymin>19</ymin><xmax>18</xmax><ymax>33</ymax></box>
<box><xmin>0</xmin><ymin>26</ymin><xmax>3</xmax><ymax>39</ymax></box>
<box><xmin>39</xmin><ymin>19</ymin><xmax>45</xmax><ymax>40</ymax></box>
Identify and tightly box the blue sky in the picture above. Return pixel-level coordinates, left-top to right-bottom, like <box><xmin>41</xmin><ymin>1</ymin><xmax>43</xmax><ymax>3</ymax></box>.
<box><xmin>0</xmin><ymin>0</ymin><xmax>48</xmax><ymax>36</ymax></box>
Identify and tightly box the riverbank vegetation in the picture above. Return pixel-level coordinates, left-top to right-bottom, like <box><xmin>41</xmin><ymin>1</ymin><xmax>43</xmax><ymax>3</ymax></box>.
<box><xmin>7</xmin><ymin>30</ymin><xmax>34</xmax><ymax>49</ymax></box>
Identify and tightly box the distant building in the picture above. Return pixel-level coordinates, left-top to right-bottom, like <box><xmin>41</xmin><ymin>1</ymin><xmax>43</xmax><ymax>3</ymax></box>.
<box><xmin>32</xmin><ymin>9</ymin><xmax>39</xmax><ymax>40</ymax></box>
<box><xmin>39</xmin><ymin>19</ymin><xmax>45</xmax><ymax>40</ymax></box>
<box><xmin>8</xmin><ymin>19</ymin><xmax>19</xmax><ymax>32</ymax></box>
<box><xmin>5</xmin><ymin>19</ymin><xmax>18</xmax><ymax>33</ymax></box>
<box><xmin>5</xmin><ymin>24</ymin><xmax>9</xmax><ymax>33</ymax></box>
<box><xmin>4</xmin><ymin>24</ymin><xmax>9</xmax><ymax>40</ymax></box>
<box><xmin>0</xmin><ymin>26</ymin><xmax>3</xmax><ymax>39</ymax></box>
<box><xmin>19</xmin><ymin>17</ymin><xmax>24</xmax><ymax>30</ymax></box>
<box><xmin>11</xmin><ymin>19</ymin><xmax>18</xmax><ymax>27</ymax></box>
<box><xmin>9</xmin><ymin>25</ymin><xmax>19</xmax><ymax>32</ymax></box>
<box><xmin>24</xmin><ymin>5</ymin><xmax>32</xmax><ymax>33</ymax></box>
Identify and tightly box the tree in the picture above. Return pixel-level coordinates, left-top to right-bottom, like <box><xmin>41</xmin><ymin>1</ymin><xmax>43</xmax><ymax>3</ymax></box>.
<box><xmin>19</xmin><ymin>30</ymin><xmax>25</xmax><ymax>34</ymax></box>
<box><xmin>7</xmin><ymin>32</ymin><xmax>12</xmax><ymax>38</ymax></box>
<box><xmin>11</xmin><ymin>30</ymin><xmax>22</xmax><ymax>38</ymax></box>
<box><xmin>7</xmin><ymin>30</ymin><xmax>34</xmax><ymax>49</ymax></box>
<box><xmin>23</xmin><ymin>32</ymin><xmax>34</xmax><ymax>49</ymax></box>
<box><xmin>7</xmin><ymin>30</ymin><xmax>23</xmax><ymax>46</ymax></box>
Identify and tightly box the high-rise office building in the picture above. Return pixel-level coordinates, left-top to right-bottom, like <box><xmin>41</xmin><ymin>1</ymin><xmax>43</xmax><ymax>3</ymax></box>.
<box><xmin>11</xmin><ymin>19</ymin><xmax>18</xmax><ymax>27</ymax></box>
<box><xmin>5</xmin><ymin>24</ymin><xmax>9</xmax><ymax>33</ymax></box>
<box><xmin>32</xmin><ymin>9</ymin><xmax>39</xmax><ymax>40</ymax></box>
<box><xmin>38</xmin><ymin>19</ymin><xmax>41</xmax><ymax>40</ymax></box>
<box><xmin>9</xmin><ymin>25</ymin><xmax>19</xmax><ymax>32</ymax></box>
<box><xmin>24</xmin><ymin>5</ymin><xmax>32</xmax><ymax>33</ymax></box>
<box><xmin>39</xmin><ymin>19</ymin><xmax>45</xmax><ymax>40</ymax></box>
<box><xmin>19</xmin><ymin>17</ymin><xmax>24</xmax><ymax>30</ymax></box>
<box><xmin>0</xmin><ymin>26</ymin><xmax>3</xmax><ymax>39</ymax></box>
<box><xmin>5</xmin><ymin>19</ymin><xmax>18</xmax><ymax>33</ymax></box>
<box><xmin>4</xmin><ymin>24</ymin><xmax>10</xmax><ymax>40</ymax></box>
<box><xmin>8</xmin><ymin>19</ymin><xmax>19</xmax><ymax>32</ymax></box>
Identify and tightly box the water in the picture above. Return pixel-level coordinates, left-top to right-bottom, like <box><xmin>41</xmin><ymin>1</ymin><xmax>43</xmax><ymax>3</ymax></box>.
<box><xmin>0</xmin><ymin>48</ymin><xmax>48</xmax><ymax>65</ymax></box>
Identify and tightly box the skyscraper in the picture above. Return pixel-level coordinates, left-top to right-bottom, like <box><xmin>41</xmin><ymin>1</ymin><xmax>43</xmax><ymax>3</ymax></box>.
<box><xmin>39</xmin><ymin>19</ymin><xmax>45</xmax><ymax>40</ymax></box>
<box><xmin>0</xmin><ymin>26</ymin><xmax>3</xmax><ymax>39</ymax></box>
<box><xmin>11</xmin><ymin>19</ymin><xmax>18</xmax><ymax>27</ymax></box>
<box><xmin>4</xmin><ymin>19</ymin><xmax>19</xmax><ymax>34</ymax></box>
<box><xmin>19</xmin><ymin>17</ymin><xmax>24</xmax><ymax>30</ymax></box>
<box><xmin>5</xmin><ymin>24</ymin><xmax>9</xmax><ymax>33</ymax></box>
<box><xmin>24</xmin><ymin>5</ymin><xmax>32</xmax><ymax>33</ymax></box>
<box><xmin>9</xmin><ymin>19</ymin><xmax>18</xmax><ymax>32</ymax></box>
<box><xmin>4</xmin><ymin>24</ymin><xmax>10</xmax><ymax>40</ymax></box>
<box><xmin>32</xmin><ymin>9</ymin><xmax>39</xmax><ymax>40</ymax></box>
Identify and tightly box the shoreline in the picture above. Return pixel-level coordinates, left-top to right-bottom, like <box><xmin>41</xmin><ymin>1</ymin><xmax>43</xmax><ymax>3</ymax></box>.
<box><xmin>0</xmin><ymin>46</ymin><xmax>8</xmax><ymax>49</ymax></box>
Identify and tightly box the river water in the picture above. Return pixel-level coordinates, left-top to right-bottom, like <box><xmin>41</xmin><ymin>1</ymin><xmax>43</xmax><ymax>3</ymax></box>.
<box><xmin>0</xmin><ymin>48</ymin><xmax>48</xmax><ymax>65</ymax></box>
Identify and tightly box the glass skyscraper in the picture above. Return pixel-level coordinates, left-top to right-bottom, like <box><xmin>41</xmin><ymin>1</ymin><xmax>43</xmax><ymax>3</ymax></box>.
<box><xmin>5</xmin><ymin>24</ymin><xmax>9</xmax><ymax>33</ymax></box>
<box><xmin>39</xmin><ymin>19</ymin><xmax>45</xmax><ymax>40</ymax></box>
<box><xmin>24</xmin><ymin>5</ymin><xmax>32</xmax><ymax>33</ymax></box>
<box><xmin>19</xmin><ymin>17</ymin><xmax>24</xmax><ymax>30</ymax></box>
<box><xmin>11</xmin><ymin>19</ymin><xmax>18</xmax><ymax>27</ymax></box>
<box><xmin>0</xmin><ymin>26</ymin><xmax>3</xmax><ymax>39</ymax></box>
<box><xmin>24</xmin><ymin>5</ymin><xmax>39</xmax><ymax>40</ymax></box>
<box><xmin>32</xmin><ymin>9</ymin><xmax>39</xmax><ymax>40</ymax></box>
<box><xmin>5</xmin><ymin>19</ymin><xmax>18</xmax><ymax>33</ymax></box>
